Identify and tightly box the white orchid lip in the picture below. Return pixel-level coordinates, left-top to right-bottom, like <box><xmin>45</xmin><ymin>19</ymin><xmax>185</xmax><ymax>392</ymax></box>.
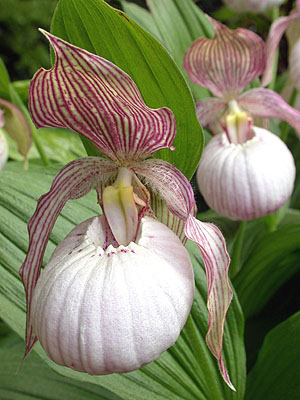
<box><xmin>197</xmin><ymin>127</ymin><xmax>296</xmax><ymax>221</ymax></box>
<box><xmin>31</xmin><ymin>216</ymin><xmax>194</xmax><ymax>374</ymax></box>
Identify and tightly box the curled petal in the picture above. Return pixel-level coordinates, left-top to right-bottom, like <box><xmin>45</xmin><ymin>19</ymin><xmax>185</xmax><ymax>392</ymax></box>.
<box><xmin>262</xmin><ymin>11</ymin><xmax>300</xmax><ymax>87</ymax></box>
<box><xmin>238</xmin><ymin>88</ymin><xmax>300</xmax><ymax>136</ymax></box>
<box><xmin>29</xmin><ymin>31</ymin><xmax>176</xmax><ymax>164</ymax></box>
<box><xmin>31</xmin><ymin>215</ymin><xmax>194</xmax><ymax>374</ymax></box>
<box><xmin>19</xmin><ymin>157</ymin><xmax>117</xmax><ymax>356</ymax></box>
<box><xmin>133</xmin><ymin>158</ymin><xmax>234</xmax><ymax>389</ymax></box>
<box><xmin>197</xmin><ymin>127</ymin><xmax>295</xmax><ymax>220</ymax></box>
<box><xmin>0</xmin><ymin>98</ymin><xmax>32</xmax><ymax>164</ymax></box>
<box><xmin>290</xmin><ymin>39</ymin><xmax>300</xmax><ymax>91</ymax></box>
<box><xmin>185</xmin><ymin>215</ymin><xmax>234</xmax><ymax>390</ymax></box>
<box><xmin>183</xmin><ymin>21</ymin><xmax>266</xmax><ymax>98</ymax></box>
<box><xmin>195</xmin><ymin>98</ymin><xmax>227</xmax><ymax>129</ymax></box>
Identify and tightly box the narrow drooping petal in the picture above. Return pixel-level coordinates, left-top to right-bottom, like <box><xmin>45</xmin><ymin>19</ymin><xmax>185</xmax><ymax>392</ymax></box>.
<box><xmin>262</xmin><ymin>10</ymin><xmax>300</xmax><ymax>87</ymax></box>
<box><xmin>133</xmin><ymin>158</ymin><xmax>234</xmax><ymax>388</ymax></box>
<box><xmin>195</xmin><ymin>98</ymin><xmax>227</xmax><ymax>129</ymax></box>
<box><xmin>0</xmin><ymin>98</ymin><xmax>32</xmax><ymax>163</ymax></box>
<box><xmin>31</xmin><ymin>215</ymin><xmax>194</xmax><ymax>374</ymax></box>
<box><xmin>29</xmin><ymin>31</ymin><xmax>176</xmax><ymax>164</ymax></box>
<box><xmin>183</xmin><ymin>22</ymin><xmax>266</xmax><ymax>99</ymax></box>
<box><xmin>197</xmin><ymin>127</ymin><xmax>295</xmax><ymax>220</ymax></box>
<box><xmin>290</xmin><ymin>39</ymin><xmax>300</xmax><ymax>91</ymax></box>
<box><xmin>238</xmin><ymin>88</ymin><xmax>300</xmax><ymax>136</ymax></box>
<box><xmin>19</xmin><ymin>157</ymin><xmax>117</xmax><ymax>356</ymax></box>
<box><xmin>185</xmin><ymin>215</ymin><xmax>234</xmax><ymax>391</ymax></box>
<box><xmin>0</xmin><ymin>129</ymin><xmax>8</xmax><ymax>170</ymax></box>
<box><xmin>224</xmin><ymin>0</ymin><xmax>284</xmax><ymax>13</ymax></box>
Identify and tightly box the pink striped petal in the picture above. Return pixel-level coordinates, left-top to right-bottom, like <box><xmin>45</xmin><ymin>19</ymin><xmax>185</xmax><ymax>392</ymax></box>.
<box><xmin>19</xmin><ymin>157</ymin><xmax>117</xmax><ymax>356</ymax></box>
<box><xmin>238</xmin><ymin>88</ymin><xmax>300</xmax><ymax>136</ymax></box>
<box><xmin>0</xmin><ymin>98</ymin><xmax>32</xmax><ymax>162</ymax></box>
<box><xmin>195</xmin><ymin>98</ymin><xmax>227</xmax><ymax>129</ymax></box>
<box><xmin>185</xmin><ymin>215</ymin><xmax>234</xmax><ymax>391</ymax></box>
<box><xmin>262</xmin><ymin>10</ymin><xmax>300</xmax><ymax>87</ymax></box>
<box><xmin>290</xmin><ymin>39</ymin><xmax>300</xmax><ymax>91</ymax></box>
<box><xmin>133</xmin><ymin>159</ymin><xmax>234</xmax><ymax>389</ymax></box>
<box><xmin>29</xmin><ymin>31</ymin><xmax>176</xmax><ymax>163</ymax></box>
<box><xmin>183</xmin><ymin>21</ymin><xmax>266</xmax><ymax>98</ymax></box>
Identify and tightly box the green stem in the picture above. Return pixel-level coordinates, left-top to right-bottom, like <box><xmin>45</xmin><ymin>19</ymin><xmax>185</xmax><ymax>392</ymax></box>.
<box><xmin>280</xmin><ymin>87</ymin><xmax>298</xmax><ymax>142</ymax></box>
<box><xmin>268</xmin><ymin>6</ymin><xmax>280</xmax><ymax>91</ymax></box>
<box><xmin>32</xmin><ymin>128</ymin><xmax>50</xmax><ymax>166</ymax></box>
<box><xmin>229</xmin><ymin>221</ymin><xmax>246</xmax><ymax>279</ymax></box>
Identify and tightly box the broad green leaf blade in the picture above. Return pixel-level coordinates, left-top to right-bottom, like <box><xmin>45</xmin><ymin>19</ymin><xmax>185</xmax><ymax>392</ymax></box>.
<box><xmin>51</xmin><ymin>0</ymin><xmax>202</xmax><ymax>180</ymax></box>
<box><xmin>0</xmin><ymin>57</ymin><xmax>10</xmax><ymax>99</ymax></box>
<box><xmin>233</xmin><ymin>210</ymin><xmax>300</xmax><ymax>319</ymax></box>
<box><xmin>246</xmin><ymin>311</ymin><xmax>300</xmax><ymax>400</ymax></box>
<box><xmin>0</xmin><ymin>164</ymin><xmax>245</xmax><ymax>399</ymax></box>
<box><xmin>0</xmin><ymin>323</ymin><xmax>121</xmax><ymax>400</ymax></box>
<box><xmin>120</xmin><ymin>1</ymin><xmax>162</xmax><ymax>40</ymax></box>
<box><xmin>146</xmin><ymin>0</ymin><xmax>213</xmax><ymax>100</ymax></box>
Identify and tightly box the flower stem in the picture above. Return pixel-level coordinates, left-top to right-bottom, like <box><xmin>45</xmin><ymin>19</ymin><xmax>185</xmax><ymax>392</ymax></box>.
<box><xmin>268</xmin><ymin>6</ymin><xmax>280</xmax><ymax>91</ymax></box>
<box><xmin>229</xmin><ymin>221</ymin><xmax>246</xmax><ymax>279</ymax></box>
<box><xmin>280</xmin><ymin>87</ymin><xmax>298</xmax><ymax>142</ymax></box>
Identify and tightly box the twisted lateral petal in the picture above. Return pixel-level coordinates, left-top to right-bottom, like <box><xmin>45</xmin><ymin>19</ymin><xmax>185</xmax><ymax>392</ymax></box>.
<box><xmin>185</xmin><ymin>215</ymin><xmax>234</xmax><ymax>390</ymax></box>
<box><xmin>31</xmin><ymin>216</ymin><xmax>194</xmax><ymax>374</ymax></box>
<box><xmin>290</xmin><ymin>39</ymin><xmax>300</xmax><ymax>91</ymax></box>
<box><xmin>29</xmin><ymin>31</ymin><xmax>176</xmax><ymax>164</ymax></box>
<box><xmin>197</xmin><ymin>128</ymin><xmax>295</xmax><ymax>220</ymax></box>
<box><xmin>133</xmin><ymin>159</ymin><xmax>234</xmax><ymax>389</ymax></box>
<box><xmin>224</xmin><ymin>0</ymin><xmax>284</xmax><ymax>13</ymax></box>
<box><xmin>238</xmin><ymin>88</ymin><xmax>300</xmax><ymax>136</ymax></box>
<box><xmin>195</xmin><ymin>98</ymin><xmax>227</xmax><ymax>129</ymax></box>
<box><xmin>183</xmin><ymin>22</ymin><xmax>266</xmax><ymax>99</ymax></box>
<box><xmin>262</xmin><ymin>10</ymin><xmax>300</xmax><ymax>87</ymax></box>
<box><xmin>19</xmin><ymin>157</ymin><xmax>117</xmax><ymax>356</ymax></box>
<box><xmin>0</xmin><ymin>98</ymin><xmax>32</xmax><ymax>163</ymax></box>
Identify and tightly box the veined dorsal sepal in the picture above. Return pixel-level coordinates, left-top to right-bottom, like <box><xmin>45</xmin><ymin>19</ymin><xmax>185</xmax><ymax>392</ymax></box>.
<box><xmin>103</xmin><ymin>167</ymin><xmax>139</xmax><ymax>246</ymax></box>
<box><xmin>224</xmin><ymin>100</ymin><xmax>254</xmax><ymax>144</ymax></box>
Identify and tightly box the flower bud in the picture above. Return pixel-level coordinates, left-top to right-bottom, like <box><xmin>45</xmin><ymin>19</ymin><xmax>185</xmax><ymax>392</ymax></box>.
<box><xmin>197</xmin><ymin>127</ymin><xmax>295</xmax><ymax>220</ymax></box>
<box><xmin>31</xmin><ymin>215</ymin><xmax>194</xmax><ymax>374</ymax></box>
<box><xmin>0</xmin><ymin>129</ymin><xmax>8</xmax><ymax>170</ymax></box>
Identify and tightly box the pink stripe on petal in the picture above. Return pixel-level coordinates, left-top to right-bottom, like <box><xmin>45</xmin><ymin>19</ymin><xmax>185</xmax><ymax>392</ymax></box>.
<box><xmin>184</xmin><ymin>21</ymin><xmax>266</xmax><ymax>99</ymax></box>
<box><xmin>29</xmin><ymin>31</ymin><xmax>176</xmax><ymax>164</ymax></box>
<box><xmin>133</xmin><ymin>159</ymin><xmax>196</xmax><ymax>221</ymax></box>
<box><xmin>19</xmin><ymin>157</ymin><xmax>117</xmax><ymax>356</ymax></box>
<box><xmin>262</xmin><ymin>11</ymin><xmax>300</xmax><ymax>87</ymax></box>
<box><xmin>185</xmin><ymin>215</ymin><xmax>234</xmax><ymax>391</ymax></box>
<box><xmin>239</xmin><ymin>88</ymin><xmax>300</xmax><ymax>136</ymax></box>
<box><xmin>195</xmin><ymin>98</ymin><xmax>227</xmax><ymax>129</ymax></box>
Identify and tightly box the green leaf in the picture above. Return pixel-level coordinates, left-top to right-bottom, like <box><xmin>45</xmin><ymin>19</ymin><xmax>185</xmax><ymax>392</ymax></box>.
<box><xmin>0</xmin><ymin>163</ymin><xmax>245</xmax><ymax>399</ymax></box>
<box><xmin>233</xmin><ymin>210</ymin><xmax>300</xmax><ymax>319</ymax></box>
<box><xmin>4</xmin><ymin>127</ymin><xmax>86</xmax><ymax>164</ymax></box>
<box><xmin>146</xmin><ymin>0</ymin><xmax>213</xmax><ymax>100</ymax></box>
<box><xmin>0</xmin><ymin>57</ymin><xmax>10</xmax><ymax>99</ymax></box>
<box><xmin>246</xmin><ymin>311</ymin><xmax>300</xmax><ymax>400</ymax></box>
<box><xmin>12</xmin><ymin>80</ymin><xmax>31</xmax><ymax>104</ymax></box>
<box><xmin>120</xmin><ymin>1</ymin><xmax>162</xmax><ymax>40</ymax></box>
<box><xmin>51</xmin><ymin>0</ymin><xmax>202</xmax><ymax>180</ymax></box>
<box><xmin>0</xmin><ymin>324</ymin><xmax>121</xmax><ymax>400</ymax></box>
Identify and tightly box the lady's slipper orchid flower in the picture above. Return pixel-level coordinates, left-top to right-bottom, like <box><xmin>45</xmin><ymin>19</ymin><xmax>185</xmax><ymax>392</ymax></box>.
<box><xmin>183</xmin><ymin>20</ymin><xmax>300</xmax><ymax>137</ymax></box>
<box><xmin>184</xmin><ymin>23</ymin><xmax>296</xmax><ymax>220</ymax></box>
<box><xmin>0</xmin><ymin>98</ymin><xmax>32</xmax><ymax>169</ymax></box>
<box><xmin>20</xmin><ymin>31</ymin><xmax>235</xmax><ymax>390</ymax></box>
<box><xmin>223</xmin><ymin>0</ymin><xmax>284</xmax><ymax>13</ymax></box>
